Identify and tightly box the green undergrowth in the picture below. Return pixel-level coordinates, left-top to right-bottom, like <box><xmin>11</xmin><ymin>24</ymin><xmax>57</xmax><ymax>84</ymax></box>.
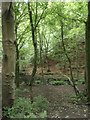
<box><xmin>49</xmin><ymin>79</ymin><xmax>85</xmax><ymax>86</ymax></box>
<box><xmin>49</xmin><ymin>80</ymin><xmax>67</xmax><ymax>85</ymax></box>
<box><xmin>69</xmin><ymin>92</ymin><xmax>87</xmax><ymax>104</ymax></box>
<box><xmin>76</xmin><ymin>79</ymin><xmax>85</xmax><ymax>85</ymax></box>
<box><xmin>3</xmin><ymin>95</ymin><xmax>49</xmax><ymax>119</ymax></box>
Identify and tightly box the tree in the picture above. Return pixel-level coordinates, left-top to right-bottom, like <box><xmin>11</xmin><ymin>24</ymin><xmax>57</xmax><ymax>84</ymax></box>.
<box><xmin>2</xmin><ymin>2</ymin><xmax>16</xmax><ymax>107</ymax></box>
<box><xmin>60</xmin><ymin>20</ymin><xmax>79</xmax><ymax>95</ymax></box>
<box><xmin>28</xmin><ymin>2</ymin><xmax>47</xmax><ymax>86</ymax></box>
<box><xmin>28</xmin><ymin>2</ymin><xmax>38</xmax><ymax>87</ymax></box>
<box><xmin>14</xmin><ymin>3</ymin><xmax>29</xmax><ymax>87</ymax></box>
<box><xmin>86</xmin><ymin>1</ymin><xmax>90</xmax><ymax>103</ymax></box>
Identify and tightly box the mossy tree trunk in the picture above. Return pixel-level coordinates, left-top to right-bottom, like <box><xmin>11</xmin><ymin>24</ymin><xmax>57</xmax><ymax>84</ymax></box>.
<box><xmin>2</xmin><ymin>2</ymin><xmax>16</xmax><ymax>107</ymax></box>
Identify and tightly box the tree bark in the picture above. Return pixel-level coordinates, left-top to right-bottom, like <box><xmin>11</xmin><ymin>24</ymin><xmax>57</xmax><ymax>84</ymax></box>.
<box><xmin>60</xmin><ymin>21</ymin><xmax>79</xmax><ymax>96</ymax></box>
<box><xmin>86</xmin><ymin>1</ymin><xmax>90</xmax><ymax>103</ymax></box>
<box><xmin>28</xmin><ymin>2</ymin><xmax>37</xmax><ymax>87</ymax></box>
<box><xmin>38</xmin><ymin>29</ymin><xmax>44</xmax><ymax>76</ymax></box>
<box><xmin>2</xmin><ymin>2</ymin><xmax>16</xmax><ymax>107</ymax></box>
<box><xmin>15</xmin><ymin>43</ymin><xmax>19</xmax><ymax>88</ymax></box>
<box><xmin>14</xmin><ymin>20</ymin><xmax>20</xmax><ymax>88</ymax></box>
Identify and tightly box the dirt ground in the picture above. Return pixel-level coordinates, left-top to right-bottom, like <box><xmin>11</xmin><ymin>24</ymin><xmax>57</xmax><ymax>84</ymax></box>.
<box><xmin>18</xmin><ymin>84</ymin><xmax>88</xmax><ymax>119</ymax></box>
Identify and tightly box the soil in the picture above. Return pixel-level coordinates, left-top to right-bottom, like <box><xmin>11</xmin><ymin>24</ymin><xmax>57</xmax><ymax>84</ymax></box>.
<box><xmin>17</xmin><ymin>84</ymin><xmax>88</xmax><ymax>119</ymax></box>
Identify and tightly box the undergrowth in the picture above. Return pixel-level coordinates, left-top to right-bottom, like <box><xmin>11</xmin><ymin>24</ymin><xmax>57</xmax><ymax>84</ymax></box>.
<box><xmin>70</xmin><ymin>92</ymin><xmax>87</xmax><ymax>104</ymax></box>
<box><xmin>3</xmin><ymin>95</ymin><xmax>49</xmax><ymax>119</ymax></box>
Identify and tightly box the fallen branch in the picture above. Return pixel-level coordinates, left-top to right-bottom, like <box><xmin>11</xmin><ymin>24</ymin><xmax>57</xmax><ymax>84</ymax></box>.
<box><xmin>62</xmin><ymin>74</ymin><xmax>80</xmax><ymax>95</ymax></box>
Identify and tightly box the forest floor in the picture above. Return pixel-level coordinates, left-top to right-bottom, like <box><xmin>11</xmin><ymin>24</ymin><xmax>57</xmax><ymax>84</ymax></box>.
<box><xmin>0</xmin><ymin>61</ymin><xmax>88</xmax><ymax>119</ymax></box>
<box><xmin>17</xmin><ymin>84</ymin><xmax>88</xmax><ymax>119</ymax></box>
<box><xmin>0</xmin><ymin>56</ymin><xmax>87</xmax><ymax>119</ymax></box>
<box><xmin>18</xmin><ymin>62</ymin><xmax>89</xmax><ymax>119</ymax></box>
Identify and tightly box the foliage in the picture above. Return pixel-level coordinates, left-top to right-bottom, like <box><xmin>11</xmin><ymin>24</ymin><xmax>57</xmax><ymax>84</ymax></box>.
<box><xmin>70</xmin><ymin>92</ymin><xmax>87</xmax><ymax>104</ymax></box>
<box><xmin>50</xmin><ymin>80</ymin><xmax>67</xmax><ymax>85</ymax></box>
<box><xmin>35</xmin><ymin>80</ymin><xmax>42</xmax><ymax>85</ymax></box>
<box><xmin>11</xmin><ymin>2</ymin><xmax>87</xmax><ymax>79</ymax></box>
<box><xmin>49</xmin><ymin>78</ymin><xmax>85</xmax><ymax>86</ymax></box>
<box><xmin>76</xmin><ymin>79</ymin><xmax>85</xmax><ymax>85</ymax></box>
<box><xmin>32</xmin><ymin>95</ymin><xmax>49</xmax><ymax>113</ymax></box>
<box><xmin>3</xmin><ymin>96</ymin><xmax>49</xmax><ymax>118</ymax></box>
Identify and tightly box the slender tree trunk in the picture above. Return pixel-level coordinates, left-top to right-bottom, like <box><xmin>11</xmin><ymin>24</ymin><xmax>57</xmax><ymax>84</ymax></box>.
<box><xmin>86</xmin><ymin>2</ymin><xmax>90</xmax><ymax>103</ymax></box>
<box><xmin>28</xmin><ymin>2</ymin><xmax>38</xmax><ymax>103</ymax></box>
<box><xmin>15</xmin><ymin>22</ymin><xmax>20</xmax><ymax>88</ymax></box>
<box><xmin>15</xmin><ymin>43</ymin><xmax>20</xmax><ymax>88</ymax></box>
<box><xmin>38</xmin><ymin>28</ymin><xmax>46</xmax><ymax>84</ymax></box>
<box><xmin>2</xmin><ymin>2</ymin><xmax>16</xmax><ymax>107</ymax></box>
<box><xmin>44</xmin><ymin>41</ymin><xmax>50</xmax><ymax>72</ymax></box>
<box><xmin>38</xmin><ymin>29</ymin><xmax>44</xmax><ymax>76</ymax></box>
<box><xmin>28</xmin><ymin>2</ymin><xmax>37</xmax><ymax>87</ymax></box>
<box><xmin>60</xmin><ymin>21</ymin><xmax>79</xmax><ymax>95</ymax></box>
<box><xmin>40</xmin><ymin>42</ymin><xmax>44</xmax><ymax>75</ymax></box>
<box><xmin>76</xmin><ymin>44</ymin><xmax>79</xmax><ymax>81</ymax></box>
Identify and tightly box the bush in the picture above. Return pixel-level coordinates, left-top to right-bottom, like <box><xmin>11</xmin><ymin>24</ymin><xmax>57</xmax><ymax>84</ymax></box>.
<box><xmin>3</xmin><ymin>96</ymin><xmax>49</xmax><ymax>118</ymax></box>
<box><xmin>32</xmin><ymin>95</ymin><xmax>49</xmax><ymax>113</ymax></box>
<box><xmin>70</xmin><ymin>92</ymin><xmax>87</xmax><ymax>104</ymax></box>
<box><xmin>50</xmin><ymin>80</ymin><xmax>67</xmax><ymax>85</ymax></box>
<box><xmin>76</xmin><ymin>79</ymin><xmax>85</xmax><ymax>85</ymax></box>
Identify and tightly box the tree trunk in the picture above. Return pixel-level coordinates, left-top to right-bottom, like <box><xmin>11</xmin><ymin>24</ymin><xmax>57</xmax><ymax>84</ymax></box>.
<box><xmin>60</xmin><ymin>21</ymin><xmax>79</xmax><ymax>96</ymax></box>
<box><xmin>40</xmin><ymin>39</ymin><xmax>44</xmax><ymax>75</ymax></box>
<box><xmin>86</xmin><ymin>2</ymin><xmax>90</xmax><ymax>103</ymax></box>
<box><xmin>28</xmin><ymin>2</ymin><xmax>38</xmax><ymax>103</ymax></box>
<box><xmin>2</xmin><ymin>2</ymin><xmax>16</xmax><ymax>107</ymax></box>
<box><xmin>76</xmin><ymin>44</ymin><xmax>79</xmax><ymax>81</ymax></box>
<box><xmin>37</xmin><ymin>28</ymin><xmax>45</xmax><ymax>84</ymax></box>
<box><xmin>15</xmin><ymin>43</ymin><xmax>19</xmax><ymax>88</ymax></box>
<box><xmin>15</xmin><ymin>21</ymin><xmax>20</xmax><ymax>88</ymax></box>
<box><xmin>28</xmin><ymin>2</ymin><xmax>37</xmax><ymax>87</ymax></box>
